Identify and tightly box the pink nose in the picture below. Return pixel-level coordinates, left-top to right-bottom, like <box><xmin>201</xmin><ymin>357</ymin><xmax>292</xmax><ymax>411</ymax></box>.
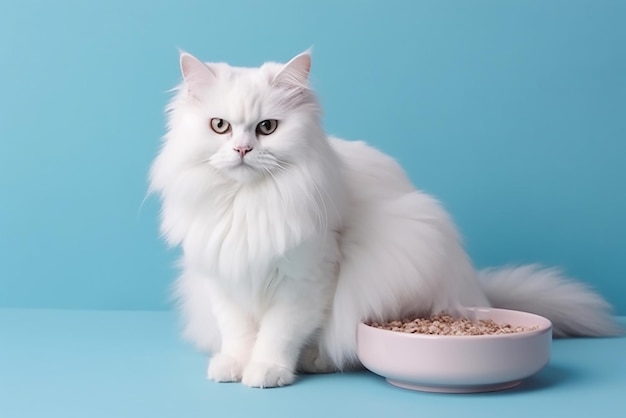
<box><xmin>234</xmin><ymin>146</ymin><xmax>253</xmax><ymax>158</ymax></box>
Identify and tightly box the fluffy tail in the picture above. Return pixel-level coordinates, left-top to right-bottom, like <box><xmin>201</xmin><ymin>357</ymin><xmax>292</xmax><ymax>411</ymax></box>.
<box><xmin>479</xmin><ymin>265</ymin><xmax>623</xmax><ymax>337</ymax></box>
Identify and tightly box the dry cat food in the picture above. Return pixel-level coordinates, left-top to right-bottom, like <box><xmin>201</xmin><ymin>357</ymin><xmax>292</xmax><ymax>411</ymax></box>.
<box><xmin>369</xmin><ymin>314</ymin><xmax>538</xmax><ymax>336</ymax></box>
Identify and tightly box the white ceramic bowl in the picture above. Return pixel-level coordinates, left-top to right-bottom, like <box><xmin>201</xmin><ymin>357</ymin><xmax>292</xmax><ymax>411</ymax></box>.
<box><xmin>357</xmin><ymin>307</ymin><xmax>552</xmax><ymax>393</ymax></box>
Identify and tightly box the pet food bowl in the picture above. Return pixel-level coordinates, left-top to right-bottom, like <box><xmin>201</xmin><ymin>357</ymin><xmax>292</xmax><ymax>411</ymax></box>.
<box><xmin>357</xmin><ymin>307</ymin><xmax>552</xmax><ymax>393</ymax></box>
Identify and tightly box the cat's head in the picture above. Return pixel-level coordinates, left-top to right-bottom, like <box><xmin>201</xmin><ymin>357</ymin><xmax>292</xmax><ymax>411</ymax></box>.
<box><xmin>161</xmin><ymin>50</ymin><xmax>323</xmax><ymax>185</ymax></box>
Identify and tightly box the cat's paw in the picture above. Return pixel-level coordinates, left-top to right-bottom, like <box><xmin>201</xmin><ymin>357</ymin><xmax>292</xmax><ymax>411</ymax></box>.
<box><xmin>207</xmin><ymin>353</ymin><xmax>245</xmax><ymax>383</ymax></box>
<box><xmin>241</xmin><ymin>362</ymin><xmax>296</xmax><ymax>388</ymax></box>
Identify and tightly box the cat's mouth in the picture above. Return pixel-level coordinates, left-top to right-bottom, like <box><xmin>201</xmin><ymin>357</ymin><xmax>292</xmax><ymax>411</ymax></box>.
<box><xmin>232</xmin><ymin>158</ymin><xmax>255</xmax><ymax>170</ymax></box>
<box><xmin>221</xmin><ymin>158</ymin><xmax>264</xmax><ymax>183</ymax></box>
<box><xmin>217</xmin><ymin>154</ymin><xmax>252</xmax><ymax>169</ymax></box>
<box><xmin>208</xmin><ymin>151</ymin><xmax>278</xmax><ymax>183</ymax></box>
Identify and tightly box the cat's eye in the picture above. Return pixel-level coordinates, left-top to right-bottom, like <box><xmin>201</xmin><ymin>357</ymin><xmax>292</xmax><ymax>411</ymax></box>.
<box><xmin>256</xmin><ymin>119</ymin><xmax>278</xmax><ymax>136</ymax></box>
<box><xmin>210</xmin><ymin>118</ymin><xmax>231</xmax><ymax>134</ymax></box>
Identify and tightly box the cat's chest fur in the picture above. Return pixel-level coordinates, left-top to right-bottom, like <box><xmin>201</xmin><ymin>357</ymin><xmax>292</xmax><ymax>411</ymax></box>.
<box><xmin>178</xmin><ymin>168</ymin><xmax>340</xmax><ymax>285</ymax></box>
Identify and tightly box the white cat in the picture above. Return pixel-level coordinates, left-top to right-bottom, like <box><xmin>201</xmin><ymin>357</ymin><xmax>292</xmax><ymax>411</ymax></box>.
<box><xmin>149</xmin><ymin>50</ymin><xmax>620</xmax><ymax>388</ymax></box>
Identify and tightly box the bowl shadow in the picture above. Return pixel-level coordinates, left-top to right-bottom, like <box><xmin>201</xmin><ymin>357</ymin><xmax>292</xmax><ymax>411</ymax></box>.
<box><xmin>512</xmin><ymin>364</ymin><xmax>580</xmax><ymax>393</ymax></box>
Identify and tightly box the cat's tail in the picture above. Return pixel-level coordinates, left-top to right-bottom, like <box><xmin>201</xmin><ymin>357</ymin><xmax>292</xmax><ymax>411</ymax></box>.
<box><xmin>479</xmin><ymin>264</ymin><xmax>623</xmax><ymax>337</ymax></box>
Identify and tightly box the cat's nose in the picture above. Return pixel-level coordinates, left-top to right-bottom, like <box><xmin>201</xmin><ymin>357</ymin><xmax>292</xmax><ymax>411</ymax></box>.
<box><xmin>233</xmin><ymin>146</ymin><xmax>253</xmax><ymax>158</ymax></box>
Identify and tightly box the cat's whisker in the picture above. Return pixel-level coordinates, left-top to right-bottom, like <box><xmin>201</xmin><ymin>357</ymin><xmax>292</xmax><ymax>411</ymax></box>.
<box><xmin>260</xmin><ymin>164</ymin><xmax>288</xmax><ymax>210</ymax></box>
<box><xmin>292</xmin><ymin>173</ymin><xmax>328</xmax><ymax>238</ymax></box>
<box><xmin>310</xmin><ymin>177</ymin><xmax>332</xmax><ymax>232</ymax></box>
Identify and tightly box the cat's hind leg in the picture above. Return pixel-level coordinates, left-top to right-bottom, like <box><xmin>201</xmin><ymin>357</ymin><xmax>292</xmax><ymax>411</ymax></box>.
<box><xmin>298</xmin><ymin>342</ymin><xmax>338</xmax><ymax>374</ymax></box>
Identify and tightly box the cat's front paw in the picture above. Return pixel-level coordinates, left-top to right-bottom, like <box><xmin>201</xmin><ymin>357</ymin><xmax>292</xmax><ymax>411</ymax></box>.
<box><xmin>207</xmin><ymin>353</ymin><xmax>245</xmax><ymax>383</ymax></box>
<box><xmin>241</xmin><ymin>362</ymin><xmax>296</xmax><ymax>388</ymax></box>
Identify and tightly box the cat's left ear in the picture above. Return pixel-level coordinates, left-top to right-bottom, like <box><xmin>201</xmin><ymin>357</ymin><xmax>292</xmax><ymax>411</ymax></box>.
<box><xmin>273</xmin><ymin>50</ymin><xmax>311</xmax><ymax>88</ymax></box>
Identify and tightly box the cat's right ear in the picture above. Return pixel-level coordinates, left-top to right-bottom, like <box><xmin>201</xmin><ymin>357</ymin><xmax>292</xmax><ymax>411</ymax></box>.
<box><xmin>180</xmin><ymin>52</ymin><xmax>216</xmax><ymax>96</ymax></box>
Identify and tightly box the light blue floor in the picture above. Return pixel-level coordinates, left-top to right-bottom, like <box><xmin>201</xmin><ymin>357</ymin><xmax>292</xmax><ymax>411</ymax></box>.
<box><xmin>1</xmin><ymin>309</ymin><xmax>624</xmax><ymax>418</ymax></box>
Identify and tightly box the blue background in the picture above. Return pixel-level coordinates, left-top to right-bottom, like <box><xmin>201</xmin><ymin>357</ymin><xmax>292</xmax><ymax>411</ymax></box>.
<box><xmin>1</xmin><ymin>0</ymin><xmax>624</xmax><ymax>314</ymax></box>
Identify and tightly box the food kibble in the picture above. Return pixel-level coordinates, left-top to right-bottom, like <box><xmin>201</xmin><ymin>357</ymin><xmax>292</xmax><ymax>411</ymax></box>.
<box><xmin>369</xmin><ymin>314</ymin><xmax>538</xmax><ymax>336</ymax></box>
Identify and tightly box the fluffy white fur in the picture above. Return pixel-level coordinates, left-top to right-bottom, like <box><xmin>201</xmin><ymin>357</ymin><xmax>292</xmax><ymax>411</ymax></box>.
<box><xmin>149</xmin><ymin>51</ymin><xmax>620</xmax><ymax>388</ymax></box>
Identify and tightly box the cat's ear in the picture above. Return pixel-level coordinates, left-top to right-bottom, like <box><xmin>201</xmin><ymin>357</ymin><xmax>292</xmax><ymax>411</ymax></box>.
<box><xmin>273</xmin><ymin>50</ymin><xmax>311</xmax><ymax>88</ymax></box>
<box><xmin>180</xmin><ymin>52</ymin><xmax>216</xmax><ymax>95</ymax></box>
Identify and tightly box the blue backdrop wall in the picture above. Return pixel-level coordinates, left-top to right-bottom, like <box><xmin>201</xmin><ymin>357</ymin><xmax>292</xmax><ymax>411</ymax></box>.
<box><xmin>1</xmin><ymin>0</ymin><xmax>624</xmax><ymax>313</ymax></box>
